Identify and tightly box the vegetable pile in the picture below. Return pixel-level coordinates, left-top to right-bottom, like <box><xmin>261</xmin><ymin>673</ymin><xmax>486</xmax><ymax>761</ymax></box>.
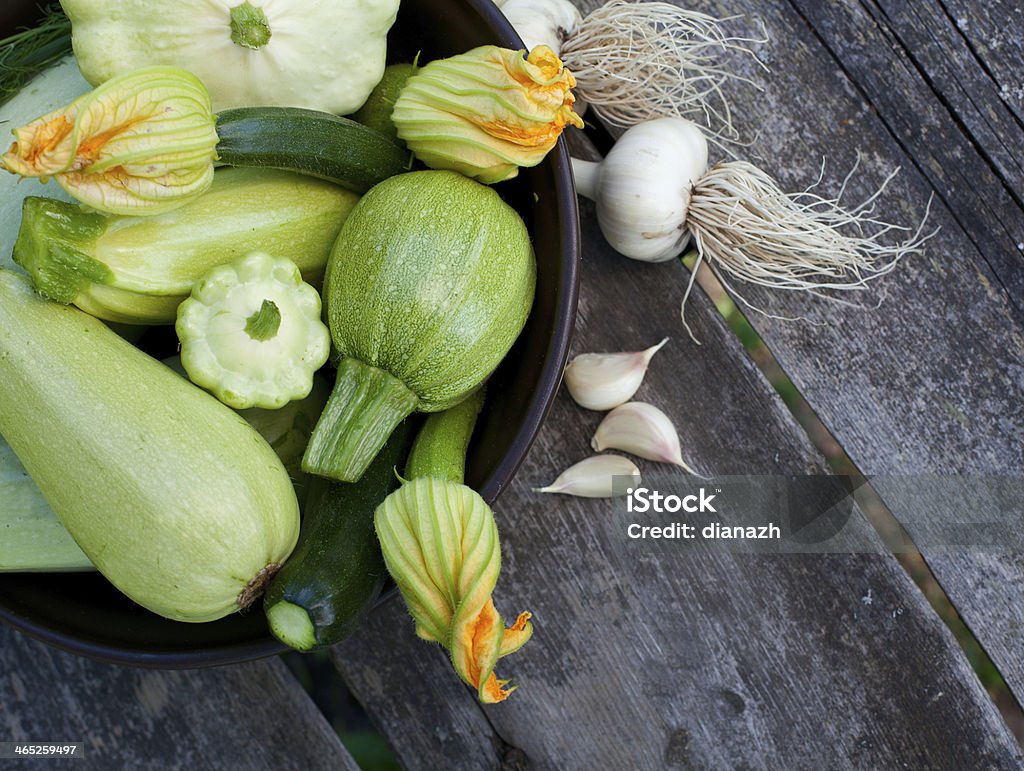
<box><xmin>0</xmin><ymin>1</ymin><xmax>559</xmax><ymax>702</ymax></box>
<box><xmin>0</xmin><ymin>0</ymin><xmax>936</xmax><ymax>704</ymax></box>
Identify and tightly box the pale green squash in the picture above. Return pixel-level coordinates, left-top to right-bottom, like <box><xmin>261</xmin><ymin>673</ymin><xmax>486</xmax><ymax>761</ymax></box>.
<box><xmin>0</xmin><ymin>270</ymin><xmax>300</xmax><ymax>621</ymax></box>
<box><xmin>61</xmin><ymin>0</ymin><xmax>399</xmax><ymax>115</ymax></box>
<box><xmin>0</xmin><ymin>436</ymin><xmax>92</xmax><ymax>572</ymax></box>
<box><xmin>13</xmin><ymin>167</ymin><xmax>359</xmax><ymax>324</ymax></box>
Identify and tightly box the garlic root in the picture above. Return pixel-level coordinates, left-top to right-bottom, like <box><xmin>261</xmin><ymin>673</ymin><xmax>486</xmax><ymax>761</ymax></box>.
<box><xmin>559</xmin><ymin>1</ymin><xmax>766</xmax><ymax>140</ymax></box>
<box><xmin>686</xmin><ymin>158</ymin><xmax>937</xmax><ymax>307</ymax></box>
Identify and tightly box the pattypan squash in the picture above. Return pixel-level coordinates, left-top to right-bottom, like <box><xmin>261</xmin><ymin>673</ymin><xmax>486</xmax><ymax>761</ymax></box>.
<box><xmin>176</xmin><ymin>252</ymin><xmax>330</xmax><ymax>410</ymax></box>
<box><xmin>60</xmin><ymin>0</ymin><xmax>400</xmax><ymax>115</ymax></box>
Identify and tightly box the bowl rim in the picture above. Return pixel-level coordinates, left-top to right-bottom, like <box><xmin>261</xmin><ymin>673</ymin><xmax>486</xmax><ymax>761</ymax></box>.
<box><xmin>0</xmin><ymin>0</ymin><xmax>580</xmax><ymax>668</ymax></box>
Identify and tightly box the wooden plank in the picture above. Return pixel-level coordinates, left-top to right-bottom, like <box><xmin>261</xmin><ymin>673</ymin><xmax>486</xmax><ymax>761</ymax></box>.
<box><xmin>869</xmin><ymin>0</ymin><xmax>1024</xmax><ymax>199</ymax></box>
<box><xmin>678</xmin><ymin>0</ymin><xmax>1024</xmax><ymax>702</ymax></box>
<box><xmin>332</xmin><ymin>182</ymin><xmax>1022</xmax><ymax>767</ymax></box>
<box><xmin>333</xmin><ymin>601</ymin><xmax>518</xmax><ymax>771</ymax></box>
<box><xmin>939</xmin><ymin>0</ymin><xmax>1024</xmax><ymax>127</ymax></box>
<box><xmin>0</xmin><ymin>625</ymin><xmax>357</xmax><ymax>770</ymax></box>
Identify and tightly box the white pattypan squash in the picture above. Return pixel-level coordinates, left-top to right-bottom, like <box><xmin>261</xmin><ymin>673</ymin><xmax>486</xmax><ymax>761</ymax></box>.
<box><xmin>59</xmin><ymin>0</ymin><xmax>400</xmax><ymax>115</ymax></box>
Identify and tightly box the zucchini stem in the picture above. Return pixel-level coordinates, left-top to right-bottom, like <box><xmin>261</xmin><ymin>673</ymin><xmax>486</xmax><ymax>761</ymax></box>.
<box><xmin>302</xmin><ymin>358</ymin><xmax>419</xmax><ymax>483</ymax></box>
<box><xmin>236</xmin><ymin>562</ymin><xmax>282</xmax><ymax>609</ymax></box>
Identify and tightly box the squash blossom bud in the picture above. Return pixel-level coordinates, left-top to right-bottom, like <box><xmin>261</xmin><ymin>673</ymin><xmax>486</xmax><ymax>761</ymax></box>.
<box><xmin>1</xmin><ymin>66</ymin><xmax>218</xmax><ymax>216</ymax></box>
<box><xmin>375</xmin><ymin>477</ymin><xmax>533</xmax><ymax>703</ymax></box>
<box><xmin>392</xmin><ymin>45</ymin><xmax>584</xmax><ymax>184</ymax></box>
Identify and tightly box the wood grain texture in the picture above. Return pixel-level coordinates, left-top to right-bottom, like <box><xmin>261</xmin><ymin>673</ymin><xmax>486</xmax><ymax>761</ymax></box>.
<box><xmin>0</xmin><ymin>625</ymin><xmax>356</xmax><ymax>771</ymax></box>
<box><xmin>615</xmin><ymin>0</ymin><xmax>1024</xmax><ymax>704</ymax></box>
<box><xmin>870</xmin><ymin>1</ymin><xmax>1024</xmax><ymax>200</ymax></box>
<box><xmin>789</xmin><ymin>0</ymin><xmax>1024</xmax><ymax>308</ymax></box>
<box><xmin>939</xmin><ymin>0</ymin><xmax>1024</xmax><ymax>127</ymax></box>
<box><xmin>331</xmin><ymin>186</ymin><xmax>1022</xmax><ymax>768</ymax></box>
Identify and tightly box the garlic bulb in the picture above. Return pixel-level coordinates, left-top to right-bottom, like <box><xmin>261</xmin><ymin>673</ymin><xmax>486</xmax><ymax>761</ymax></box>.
<box><xmin>592</xmin><ymin>402</ymin><xmax>704</xmax><ymax>476</ymax></box>
<box><xmin>571</xmin><ymin>118</ymin><xmax>708</xmax><ymax>262</ymax></box>
<box><xmin>571</xmin><ymin>117</ymin><xmax>933</xmax><ymax>314</ymax></box>
<box><xmin>534</xmin><ymin>454</ymin><xmax>641</xmax><ymax>497</ymax></box>
<box><xmin>498</xmin><ymin>0</ymin><xmax>582</xmax><ymax>54</ymax></box>
<box><xmin>564</xmin><ymin>338</ymin><xmax>668</xmax><ymax>410</ymax></box>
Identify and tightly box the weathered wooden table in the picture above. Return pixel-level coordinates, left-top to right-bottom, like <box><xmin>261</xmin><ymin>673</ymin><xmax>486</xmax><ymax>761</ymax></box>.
<box><xmin>3</xmin><ymin>1</ymin><xmax>1023</xmax><ymax>768</ymax></box>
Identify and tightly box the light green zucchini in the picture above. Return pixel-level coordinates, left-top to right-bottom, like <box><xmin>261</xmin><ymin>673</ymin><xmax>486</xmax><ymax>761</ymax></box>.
<box><xmin>163</xmin><ymin>356</ymin><xmax>329</xmax><ymax>507</ymax></box>
<box><xmin>1</xmin><ymin>363</ymin><xmax>329</xmax><ymax>574</ymax></box>
<box><xmin>0</xmin><ymin>436</ymin><xmax>91</xmax><ymax>572</ymax></box>
<box><xmin>0</xmin><ymin>270</ymin><xmax>300</xmax><ymax>621</ymax></box>
<box><xmin>13</xmin><ymin>167</ymin><xmax>359</xmax><ymax>324</ymax></box>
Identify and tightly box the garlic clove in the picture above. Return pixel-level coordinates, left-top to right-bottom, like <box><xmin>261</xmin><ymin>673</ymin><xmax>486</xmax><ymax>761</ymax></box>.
<box><xmin>534</xmin><ymin>454</ymin><xmax>641</xmax><ymax>497</ymax></box>
<box><xmin>591</xmin><ymin>402</ymin><xmax>705</xmax><ymax>477</ymax></box>
<box><xmin>564</xmin><ymin>337</ymin><xmax>668</xmax><ymax>411</ymax></box>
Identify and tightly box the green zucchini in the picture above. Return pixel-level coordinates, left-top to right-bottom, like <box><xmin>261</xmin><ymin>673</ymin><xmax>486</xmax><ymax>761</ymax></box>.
<box><xmin>0</xmin><ymin>270</ymin><xmax>300</xmax><ymax>622</ymax></box>
<box><xmin>13</xmin><ymin>166</ymin><xmax>358</xmax><ymax>325</ymax></box>
<box><xmin>215</xmin><ymin>107</ymin><xmax>410</xmax><ymax>194</ymax></box>
<box><xmin>264</xmin><ymin>421</ymin><xmax>415</xmax><ymax>650</ymax></box>
<box><xmin>405</xmin><ymin>389</ymin><xmax>484</xmax><ymax>484</ymax></box>
<box><xmin>303</xmin><ymin>170</ymin><xmax>536</xmax><ymax>483</ymax></box>
<box><xmin>0</xmin><ymin>435</ymin><xmax>91</xmax><ymax>572</ymax></box>
<box><xmin>0</xmin><ymin>363</ymin><xmax>328</xmax><ymax>574</ymax></box>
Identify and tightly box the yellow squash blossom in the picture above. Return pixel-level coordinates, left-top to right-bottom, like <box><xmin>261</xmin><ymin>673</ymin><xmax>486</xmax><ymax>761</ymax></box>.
<box><xmin>1</xmin><ymin>66</ymin><xmax>218</xmax><ymax>215</ymax></box>
<box><xmin>392</xmin><ymin>45</ymin><xmax>584</xmax><ymax>184</ymax></box>
<box><xmin>375</xmin><ymin>476</ymin><xmax>533</xmax><ymax>703</ymax></box>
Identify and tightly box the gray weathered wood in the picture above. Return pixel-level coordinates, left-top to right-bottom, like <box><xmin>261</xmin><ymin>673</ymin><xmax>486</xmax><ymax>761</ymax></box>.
<box><xmin>332</xmin><ymin>180</ymin><xmax>1022</xmax><ymax>768</ymax></box>
<box><xmin>675</xmin><ymin>0</ymin><xmax>1024</xmax><ymax>704</ymax></box>
<box><xmin>333</xmin><ymin>601</ymin><xmax>523</xmax><ymax>770</ymax></box>
<box><xmin>939</xmin><ymin>0</ymin><xmax>1024</xmax><ymax>127</ymax></box>
<box><xmin>871</xmin><ymin>1</ymin><xmax>1024</xmax><ymax>205</ymax></box>
<box><xmin>0</xmin><ymin>625</ymin><xmax>356</xmax><ymax>770</ymax></box>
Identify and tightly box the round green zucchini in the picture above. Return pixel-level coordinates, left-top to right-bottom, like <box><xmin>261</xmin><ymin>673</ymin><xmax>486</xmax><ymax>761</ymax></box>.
<box><xmin>303</xmin><ymin>170</ymin><xmax>536</xmax><ymax>483</ymax></box>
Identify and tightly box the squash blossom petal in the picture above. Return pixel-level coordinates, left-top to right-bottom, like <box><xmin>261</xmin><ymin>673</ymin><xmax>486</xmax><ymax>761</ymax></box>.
<box><xmin>1</xmin><ymin>66</ymin><xmax>218</xmax><ymax>216</ymax></box>
<box><xmin>392</xmin><ymin>45</ymin><xmax>584</xmax><ymax>184</ymax></box>
<box><xmin>375</xmin><ymin>477</ymin><xmax>534</xmax><ymax>703</ymax></box>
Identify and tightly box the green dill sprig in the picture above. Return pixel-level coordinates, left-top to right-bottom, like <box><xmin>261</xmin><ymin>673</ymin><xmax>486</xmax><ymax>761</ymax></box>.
<box><xmin>0</xmin><ymin>3</ymin><xmax>73</xmax><ymax>108</ymax></box>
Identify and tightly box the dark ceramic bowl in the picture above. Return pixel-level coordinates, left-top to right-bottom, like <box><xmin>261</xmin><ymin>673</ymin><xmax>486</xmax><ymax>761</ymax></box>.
<box><xmin>0</xmin><ymin>0</ymin><xmax>579</xmax><ymax>667</ymax></box>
